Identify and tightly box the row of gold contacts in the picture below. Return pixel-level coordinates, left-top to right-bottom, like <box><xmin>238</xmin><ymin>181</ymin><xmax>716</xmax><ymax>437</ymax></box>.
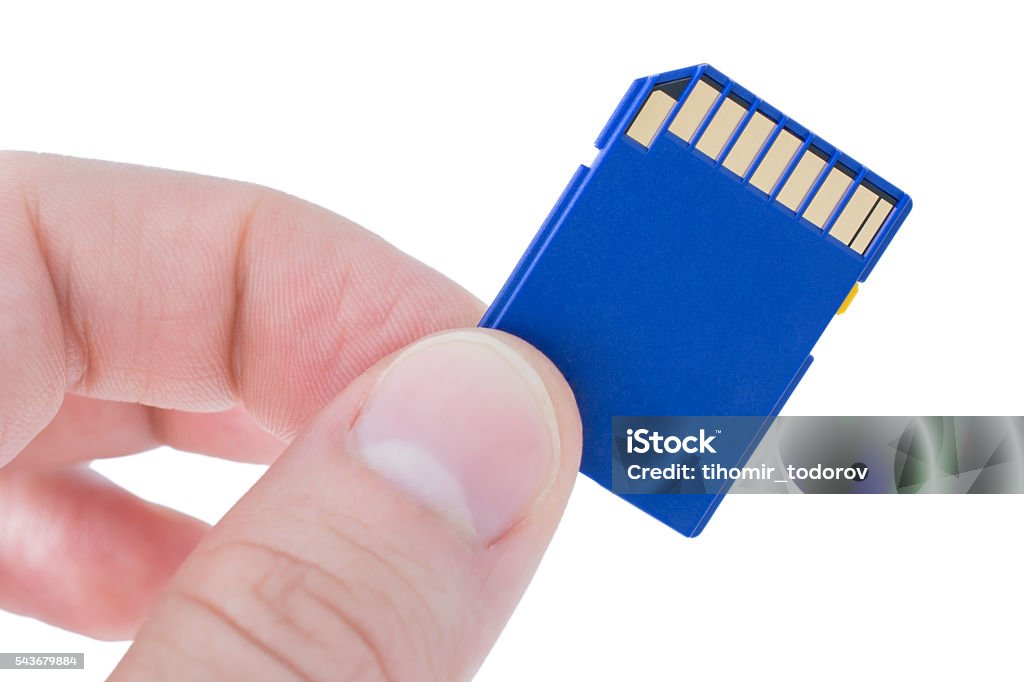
<box><xmin>625</xmin><ymin>77</ymin><xmax>894</xmax><ymax>255</ymax></box>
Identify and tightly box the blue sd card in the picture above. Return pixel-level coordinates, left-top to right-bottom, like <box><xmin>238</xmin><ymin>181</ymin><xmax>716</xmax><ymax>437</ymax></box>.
<box><xmin>480</xmin><ymin>64</ymin><xmax>913</xmax><ymax>536</ymax></box>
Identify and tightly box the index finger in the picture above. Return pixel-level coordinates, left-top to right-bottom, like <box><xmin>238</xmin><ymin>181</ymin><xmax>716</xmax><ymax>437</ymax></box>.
<box><xmin>0</xmin><ymin>152</ymin><xmax>483</xmax><ymax>465</ymax></box>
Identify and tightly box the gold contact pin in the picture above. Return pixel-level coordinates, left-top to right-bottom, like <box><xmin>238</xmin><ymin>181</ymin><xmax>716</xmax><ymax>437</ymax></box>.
<box><xmin>776</xmin><ymin>149</ymin><xmax>826</xmax><ymax>211</ymax></box>
<box><xmin>803</xmin><ymin>167</ymin><xmax>854</xmax><ymax>229</ymax></box>
<box><xmin>749</xmin><ymin>129</ymin><xmax>802</xmax><ymax>194</ymax></box>
<box><xmin>722</xmin><ymin>111</ymin><xmax>774</xmax><ymax>177</ymax></box>
<box><xmin>667</xmin><ymin>79</ymin><xmax>719</xmax><ymax>143</ymax></box>
<box><xmin>828</xmin><ymin>184</ymin><xmax>876</xmax><ymax>243</ymax></box>
<box><xmin>850</xmin><ymin>196</ymin><xmax>893</xmax><ymax>254</ymax></box>
<box><xmin>828</xmin><ymin>183</ymin><xmax>894</xmax><ymax>253</ymax></box>
<box><xmin>625</xmin><ymin>89</ymin><xmax>677</xmax><ymax>148</ymax></box>
<box><xmin>695</xmin><ymin>96</ymin><xmax>746</xmax><ymax>160</ymax></box>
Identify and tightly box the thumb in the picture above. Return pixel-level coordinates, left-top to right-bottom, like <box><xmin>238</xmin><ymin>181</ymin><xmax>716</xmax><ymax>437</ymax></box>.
<box><xmin>112</xmin><ymin>329</ymin><xmax>582</xmax><ymax>681</ymax></box>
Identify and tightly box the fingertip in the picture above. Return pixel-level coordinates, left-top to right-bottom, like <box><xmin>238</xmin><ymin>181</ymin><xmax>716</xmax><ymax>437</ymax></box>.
<box><xmin>0</xmin><ymin>468</ymin><xmax>208</xmax><ymax>640</ymax></box>
<box><xmin>348</xmin><ymin>328</ymin><xmax>582</xmax><ymax>544</ymax></box>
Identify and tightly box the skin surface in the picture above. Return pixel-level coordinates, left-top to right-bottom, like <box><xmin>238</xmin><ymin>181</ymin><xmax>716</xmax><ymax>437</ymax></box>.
<box><xmin>0</xmin><ymin>152</ymin><xmax>582</xmax><ymax>680</ymax></box>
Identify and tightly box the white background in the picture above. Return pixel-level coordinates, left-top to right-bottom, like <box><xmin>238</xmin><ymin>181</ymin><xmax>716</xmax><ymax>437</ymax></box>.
<box><xmin>1</xmin><ymin>1</ymin><xmax>1022</xmax><ymax>680</ymax></box>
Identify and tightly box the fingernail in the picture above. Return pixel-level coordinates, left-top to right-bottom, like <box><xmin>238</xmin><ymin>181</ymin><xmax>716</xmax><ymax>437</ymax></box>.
<box><xmin>351</xmin><ymin>331</ymin><xmax>560</xmax><ymax>543</ymax></box>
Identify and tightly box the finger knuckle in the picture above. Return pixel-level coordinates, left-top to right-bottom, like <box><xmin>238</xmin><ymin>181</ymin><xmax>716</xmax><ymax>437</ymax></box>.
<box><xmin>175</xmin><ymin>529</ymin><xmax>457</xmax><ymax>682</ymax></box>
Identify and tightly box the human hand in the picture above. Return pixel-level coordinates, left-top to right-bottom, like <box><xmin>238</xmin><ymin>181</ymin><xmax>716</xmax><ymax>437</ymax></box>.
<box><xmin>0</xmin><ymin>152</ymin><xmax>582</xmax><ymax>680</ymax></box>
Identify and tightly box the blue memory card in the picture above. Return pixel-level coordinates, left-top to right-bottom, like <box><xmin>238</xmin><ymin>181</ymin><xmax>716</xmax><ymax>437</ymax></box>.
<box><xmin>480</xmin><ymin>64</ymin><xmax>912</xmax><ymax>536</ymax></box>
